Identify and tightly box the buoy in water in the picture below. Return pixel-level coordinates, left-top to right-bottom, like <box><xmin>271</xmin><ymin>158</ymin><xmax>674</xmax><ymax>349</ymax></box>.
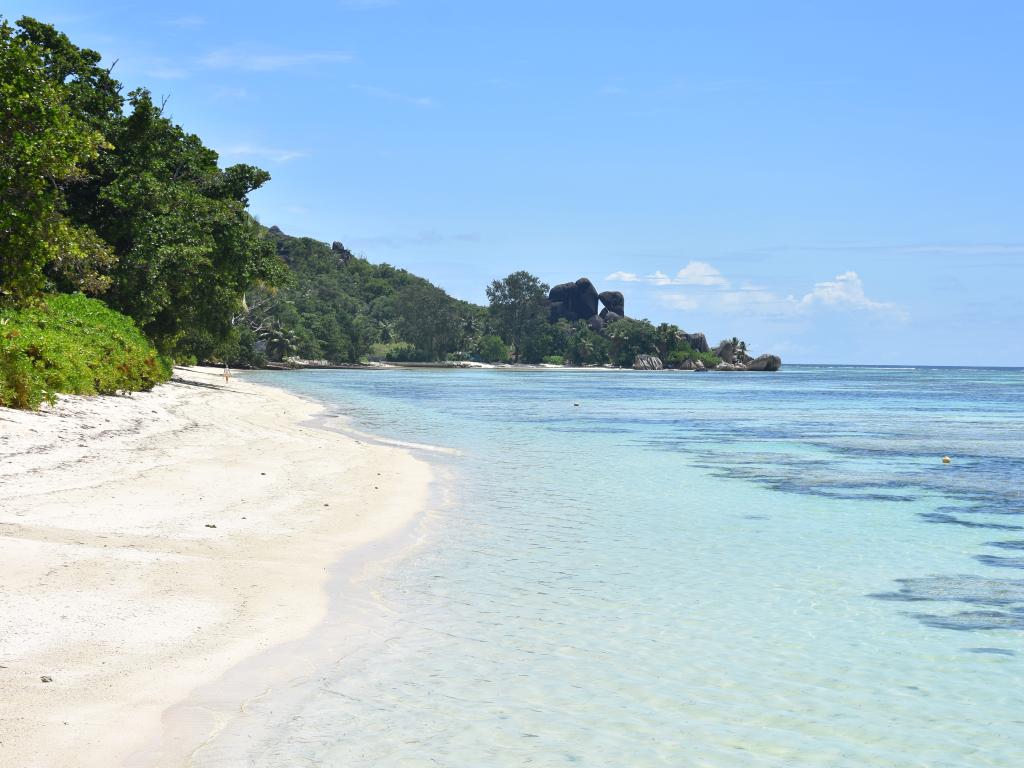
<box><xmin>942</xmin><ymin>456</ymin><xmax>952</xmax><ymax>464</ymax></box>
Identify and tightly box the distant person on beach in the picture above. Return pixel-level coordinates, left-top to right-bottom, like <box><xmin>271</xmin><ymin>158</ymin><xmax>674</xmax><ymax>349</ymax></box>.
<box><xmin>223</xmin><ymin>365</ymin><xmax>231</xmax><ymax>384</ymax></box>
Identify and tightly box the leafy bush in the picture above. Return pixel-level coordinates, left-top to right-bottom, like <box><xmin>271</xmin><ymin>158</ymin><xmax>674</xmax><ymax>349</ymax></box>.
<box><xmin>0</xmin><ymin>293</ymin><xmax>171</xmax><ymax>409</ymax></box>
<box><xmin>665</xmin><ymin>348</ymin><xmax>721</xmax><ymax>369</ymax></box>
<box><xmin>541</xmin><ymin>355</ymin><xmax>565</xmax><ymax>366</ymax></box>
<box><xmin>605</xmin><ymin>317</ymin><xmax>658</xmax><ymax>367</ymax></box>
<box><xmin>381</xmin><ymin>341</ymin><xmax>428</xmax><ymax>362</ymax></box>
<box><xmin>696</xmin><ymin>351</ymin><xmax>722</xmax><ymax>368</ymax></box>
<box><xmin>476</xmin><ymin>334</ymin><xmax>509</xmax><ymax>363</ymax></box>
<box><xmin>665</xmin><ymin>349</ymin><xmax>690</xmax><ymax>367</ymax></box>
<box><xmin>562</xmin><ymin>321</ymin><xmax>609</xmax><ymax>366</ymax></box>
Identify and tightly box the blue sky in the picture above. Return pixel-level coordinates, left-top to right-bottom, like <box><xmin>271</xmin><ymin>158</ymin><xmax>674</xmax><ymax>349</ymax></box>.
<box><xmin>8</xmin><ymin>1</ymin><xmax>1024</xmax><ymax>364</ymax></box>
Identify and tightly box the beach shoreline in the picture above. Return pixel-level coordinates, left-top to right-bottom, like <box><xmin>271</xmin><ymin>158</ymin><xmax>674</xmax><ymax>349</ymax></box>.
<box><xmin>0</xmin><ymin>366</ymin><xmax>432</xmax><ymax>767</ymax></box>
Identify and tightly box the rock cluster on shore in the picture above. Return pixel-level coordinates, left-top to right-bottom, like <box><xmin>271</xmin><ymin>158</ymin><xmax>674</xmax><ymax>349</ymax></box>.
<box><xmin>712</xmin><ymin>339</ymin><xmax>782</xmax><ymax>371</ymax></box>
<box><xmin>546</xmin><ymin>276</ymin><xmax>782</xmax><ymax>372</ymax></box>
<box><xmin>632</xmin><ymin>354</ymin><xmax>664</xmax><ymax>370</ymax></box>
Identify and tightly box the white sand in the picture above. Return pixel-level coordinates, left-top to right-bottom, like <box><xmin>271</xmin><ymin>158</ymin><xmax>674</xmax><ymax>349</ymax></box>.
<box><xmin>0</xmin><ymin>366</ymin><xmax>431</xmax><ymax>767</ymax></box>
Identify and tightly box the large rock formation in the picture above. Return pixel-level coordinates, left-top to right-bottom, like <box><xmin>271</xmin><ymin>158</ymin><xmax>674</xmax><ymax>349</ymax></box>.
<box><xmin>681</xmin><ymin>331</ymin><xmax>709</xmax><ymax>353</ymax></box>
<box><xmin>332</xmin><ymin>241</ymin><xmax>352</xmax><ymax>265</ymax></box>
<box><xmin>633</xmin><ymin>354</ymin><xmax>663</xmax><ymax>370</ymax></box>
<box><xmin>541</xmin><ymin>277</ymin><xmax>781</xmax><ymax>371</ymax></box>
<box><xmin>598</xmin><ymin>290</ymin><xmax>624</xmax><ymax>316</ymax></box>
<box><xmin>549</xmin><ymin>278</ymin><xmax>599</xmax><ymax>323</ymax></box>
<box><xmin>745</xmin><ymin>354</ymin><xmax>782</xmax><ymax>372</ymax></box>
<box><xmin>713</xmin><ymin>340</ymin><xmax>736</xmax><ymax>364</ymax></box>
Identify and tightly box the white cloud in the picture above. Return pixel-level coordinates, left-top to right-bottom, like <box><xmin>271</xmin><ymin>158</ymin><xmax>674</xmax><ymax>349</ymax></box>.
<box><xmin>201</xmin><ymin>48</ymin><xmax>353</xmax><ymax>72</ymax></box>
<box><xmin>672</xmin><ymin>261</ymin><xmax>729</xmax><ymax>287</ymax></box>
<box><xmin>797</xmin><ymin>271</ymin><xmax>896</xmax><ymax>312</ymax></box>
<box><xmin>217</xmin><ymin>144</ymin><xmax>308</xmax><ymax>163</ymax></box>
<box><xmin>606</xmin><ymin>261</ymin><xmax>729</xmax><ymax>287</ymax></box>
<box><xmin>605</xmin><ymin>271</ymin><xmax>642</xmax><ymax>282</ymax></box>
<box><xmin>613</xmin><ymin>264</ymin><xmax>904</xmax><ymax>320</ymax></box>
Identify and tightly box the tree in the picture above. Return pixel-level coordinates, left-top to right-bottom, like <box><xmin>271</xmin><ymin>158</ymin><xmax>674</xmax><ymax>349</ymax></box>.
<box><xmin>83</xmin><ymin>89</ymin><xmax>284</xmax><ymax>355</ymax></box>
<box><xmin>11</xmin><ymin>18</ymin><xmax>286</xmax><ymax>357</ymax></box>
<box><xmin>476</xmin><ymin>334</ymin><xmax>509</xmax><ymax>363</ymax></box>
<box><xmin>564</xmin><ymin>321</ymin><xmax>609</xmax><ymax>366</ymax></box>
<box><xmin>486</xmin><ymin>271</ymin><xmax>549</xmax><ymax>363</ymax></box>
<box><xmin>655</xmin><ymin>322</ymin><xmax>686</xmax><ymax>361</ymax></box>
<box><xmin>605</xmin><ymin>318</ymin><xmax>659</xmax><ymax>367</ymax></box>
<box><xmin>0</xmin><ymin>19</ymin><xmax>113</xmax><ymax>302</ymax></box>
<box><xmin>393</xmin><ymin>282</ymin><xmax>457</xmax><ymax>360</ymax></box>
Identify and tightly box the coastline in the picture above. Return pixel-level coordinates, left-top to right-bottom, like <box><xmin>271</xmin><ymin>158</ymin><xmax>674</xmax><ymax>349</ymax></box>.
<box><xmin>0</xmin><ymin>366</ymin><xmax>432</xmax><ymax>767</ymax></box>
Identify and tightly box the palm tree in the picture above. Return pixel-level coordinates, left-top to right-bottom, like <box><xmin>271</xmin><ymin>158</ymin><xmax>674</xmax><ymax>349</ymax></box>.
<box><xmin>377</xmin><ymin>319</ymin><xmax>396</xmax><ymax>343</ymax></box>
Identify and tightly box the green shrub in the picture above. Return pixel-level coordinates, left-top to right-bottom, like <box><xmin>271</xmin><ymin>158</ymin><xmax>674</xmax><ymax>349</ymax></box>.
<box><xmin>379</xmin><ymin>341</ymin><xmax>428</xmax><ymax>362</ymax></box>
<box><xmin>0</xmin><ymin>294</ymin><xmax>172</xmax><ymax>409</ymax></box>
<box><xmin>665</xmin><ymin>346</ymin><xmax>721</xmax><ymax>369</ymax></box>
<box><xmin>541</xmin><ymin>355</ymin><xmax>565</xmax><ymax>366</ymax></box>
<box><xmin>696</xmin><ymin>351</ymin><xmax>722</xmax><ymax>368</ymax></box>
<box><xmin>476</xmin><ymin>334</ymin><xmax>509</xmax><ymax>363</ymax></box>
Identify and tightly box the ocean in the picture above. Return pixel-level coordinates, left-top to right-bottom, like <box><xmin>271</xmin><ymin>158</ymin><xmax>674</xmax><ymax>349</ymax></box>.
<box><xmin>196</xmin><ymin>366</ymin><xmax>1024</xmax><ymax>767</ymax></box>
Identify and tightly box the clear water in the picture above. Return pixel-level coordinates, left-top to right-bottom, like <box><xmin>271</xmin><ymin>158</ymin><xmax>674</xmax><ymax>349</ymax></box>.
<box><xmin>203</xmin><ymin>366</ymin><xmax>1024</xmax><ymax>767</ymax></box>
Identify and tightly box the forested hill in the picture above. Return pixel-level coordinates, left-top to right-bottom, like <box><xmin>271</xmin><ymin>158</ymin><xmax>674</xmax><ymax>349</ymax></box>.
<box><xmin>237</xmin><ymin>226</ymin><xmax>487</xmax><ymax>366</ymax></box>
<box><xmin>1</xmin><ymin>15</ymin><xmax>776</xmax><ymax>409</ymax></box>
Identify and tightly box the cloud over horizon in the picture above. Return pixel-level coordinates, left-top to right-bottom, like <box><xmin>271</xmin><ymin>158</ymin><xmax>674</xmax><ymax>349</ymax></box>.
<box><xmin>612</xmin><ymin>263</ymin><xmax>904</xmax><ymax>320</ymax></box>
<box><xmin>607</xmin><ymin>261</ymin><xmax>729</xmax><ymax>287</ymax></box>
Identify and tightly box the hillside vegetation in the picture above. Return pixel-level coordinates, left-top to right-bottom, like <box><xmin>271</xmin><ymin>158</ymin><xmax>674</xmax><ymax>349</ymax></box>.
<box><xmin>1</xmin><ymin>15</ymin><xmax>773</xmax><ymax>408</ymax></box>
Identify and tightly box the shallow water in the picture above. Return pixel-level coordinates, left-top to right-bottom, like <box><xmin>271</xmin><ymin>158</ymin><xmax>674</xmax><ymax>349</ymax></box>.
<box><xmin>203</xmin><ymin>366</ymin><xmax>1024</xmax><ymax>767</ymax></box>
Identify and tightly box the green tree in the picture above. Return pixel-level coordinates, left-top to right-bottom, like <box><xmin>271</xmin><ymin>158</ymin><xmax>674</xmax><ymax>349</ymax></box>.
<box><xmin>564</xmin><ymin>321</ymin><xmax>609</xmax><ymax>366</ymax></box>
<box><xmin>0</xmin><ymin>19</ymin><xmax>113</xmax><ymax>302</ymax></box>
<box><xmin>84</xmin><ymin>89</ymin><xmax>284</xmax><ymax>355</ymax></box>
<box><xmin>393</xmin><ymin>282</ymin><xmax>457</xmax><ymax>360</ymax></box>
<box><xmin>476</xmin><ymin>334</ymin><xmax>509</xmax><ymax>363</ymax></box>
<box><xmin>486</xmin><ymin>271</ymin><xmax>549</xmax><ymax>363</ymax></box>
<box><xmin>605</xmin><ymin>317</ymin><xmax>658</xmax><ymax>367</ymax></box>
<box><xmin>12</xmin><ymin>18</ymin><xmax>286</xmax><ymax>357</ymax></box>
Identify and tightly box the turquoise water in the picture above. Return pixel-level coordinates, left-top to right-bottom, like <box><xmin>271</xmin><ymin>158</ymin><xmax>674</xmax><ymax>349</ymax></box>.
<box><xmin>209</xmin><ymin>366</ymin><xmax>1024</xmax><ymax>766</ymax></box>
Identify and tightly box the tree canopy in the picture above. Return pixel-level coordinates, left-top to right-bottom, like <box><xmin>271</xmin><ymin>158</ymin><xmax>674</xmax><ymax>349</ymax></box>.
<box><xmin>1</xmin><ymin>14</ymin><xmax>731</xmax><ymax>391</ymax></box>
<box><xmin>486</xmin><ymin>271</ymin><xmax>550</xmax><ymax>363</ymax></box>
<box><xmin>0</xmin><ymin>16</ymin><xmax>285</xmax><ymax>361</ymax></box>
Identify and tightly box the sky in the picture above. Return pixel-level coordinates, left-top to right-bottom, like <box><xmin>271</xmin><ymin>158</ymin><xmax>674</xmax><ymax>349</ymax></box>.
<box><xmin>7</xmin><ymin>1</ymin><xmax>1023</xmax><ymax>364</ymax></box>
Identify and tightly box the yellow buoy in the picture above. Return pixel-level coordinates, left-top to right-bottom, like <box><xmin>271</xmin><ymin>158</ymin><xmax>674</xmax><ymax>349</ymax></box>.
<box><xmin>942</xmin><ymin>456</ymin><xmax>952</xmax><ymax>464</ymax></box>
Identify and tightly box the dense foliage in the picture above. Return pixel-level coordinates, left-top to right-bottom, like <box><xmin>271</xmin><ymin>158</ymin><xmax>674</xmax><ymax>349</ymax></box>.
<box><xmin>485</xmin><ymin>271</ymin><xmax>549</xmax><ymax>363</ymax></box>
<box><xmin>227</xmin><ymin>230</ymin><xmax>487</xmax><ymax>365</ymax></box>
<box><xmin>1</xmin><ymin>16</ymin><xmax>284</xmax><ymax>361</ymax></box>
<box><xmin>1</xmin><ymin>15</ymin><xmax>736</xmax><ymax>409</ymax></box>
<box><xmin>0</xmin><ymin>16</ymin><xmax>284</xmax><ymax>405</ymax></box>
<box><xmin>0</xmin><ymin>294</ymin><xmax>171</xmax><ymax>409</ymax></box>
<box><xmin>0</xmin><ymin>20</ymin><xmax>113</xmax><ymax>302</ymax></box>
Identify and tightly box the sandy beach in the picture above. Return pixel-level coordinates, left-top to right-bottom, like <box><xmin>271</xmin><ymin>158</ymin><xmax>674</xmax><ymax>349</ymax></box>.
<box><xmin>0</xmin><ymin>367</ymin><xmax>431</xmax><ymax>767</ymax></box>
